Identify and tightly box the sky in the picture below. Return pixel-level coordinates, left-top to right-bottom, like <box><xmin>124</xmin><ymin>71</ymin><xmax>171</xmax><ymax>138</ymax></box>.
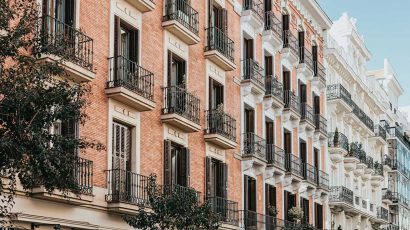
<box><xmin>317</xmin><ymin>0</ymin><xmax>410</xmax><ymax>106</ymax></box>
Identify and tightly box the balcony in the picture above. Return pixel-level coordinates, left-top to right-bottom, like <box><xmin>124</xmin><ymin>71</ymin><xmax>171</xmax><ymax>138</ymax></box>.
<box><xmin>242</xmin><ymin>0</ymin><xmax>264</xmax><ymax>32</ymax></box>
<box><xmin>371</xmin><ymin>124</ymin><xmax>387</xmax><ymax>146</ymax></box>
<box><xmin>38</xmin><ymin>15</ymin><xmax>95</xmax><ymax>82</ymax></box>
<box><xmin>263</xmin><ymin>11</ymin><xmax>282</xmax><ymax>51</ymax></box>
<box><xmin>161</xmin><ymin>86</ymin><xmax>201</xmax><ymax>132</ymax></box>
<box><xmin>32</xmin><ymin>157</ymin><xmax>94</xmax><ymax>204</ymax></box>
<box><xmin>371</xmin><ymin>162</ymin><xmax>384</xmax><ymax>187</ymax></box>
<box><xmin>383</xmin><ymin>155</ymin><xmax>393</xmax><ymax>172</ymax></box>
<box><xmin>381</xmin><ymin>224</ymin><xmax>399</xmax><ymax>230</ymax></box>
<box><xmin>351</xmin><ymin>102</ymin><xmax>374</xmax><ymax>134</ymax></box>
<box><xmin>239</xmin><ymin>210</ymin><xmax>308</xmax><ymax>230</ymax></box>
<box><xmin>297</xmin><ymin>47</ymin><xmax>314</xmax><ymax>80</ymax></box>
<box><xmin>302</xmin><ymin>162</ymin><xmax>317</xmax><ymax>185</ymax></box>
<box><xmin>328</xmin><ymin>132</ymin><xmax>349</xmax><ymax>163</ymax></box>
<box><xmin>207</xmin><ymin>196</ymin><xmax>239</xmax><ymax>226</ymax></box>
<box><xmin>313</xmin><ymin>61</ymin><xmax>326</xmax><ymax>89</ymax></box>
<box><xmin>381</xmin><ymin>188</ymin><xmax>393</xmax><ymax>205</ymax></box>
<box><xmin>204</xmin><ymin>27</ymin><xmax>235</xmax><ymax>71</ymax></box>
<box><xmin>241</xmin><ymin>59</ymin><xmax>265</xmax><ymax>95</ymax></box>
<box><xmin>327</xmin><ymin>84</ymin><xmax>353</xmax><ymax>114</ymax></box>
<box><xmin>162</xmin><ymin>0</ymin><xmax>200</xmax><ymax>45</ymax></box>
<box><xmin>283</xmin><ymin>90</ymin><xmax>301</xmax><ymax>122</ymax></box>
<box><xmin>105</xmin><ymin>56</ymin><xmax>155</xmax><ymax>111</ymax></box>
<box><xmin>264</xmin><ymin>75</ymin><xmax>284</xmax><ymax>111</ymax></box>
<box><xmin>124</xmin><ymin>0</ymin><xmax>155</xmax><ymax>12</ymax></box>
<box><xmin>300</xmin><ymin>103</ymin><xmax>315</xmax><ymax>131</ymax></box>
<box><xmin>285</xmin><ymin>153</ymin><xmax>303</xmax><ymax>179</ymax></box>
<box><xmin>281</xmin><ymin>30</ymin><xmax>299</xmax><ymax>66</ymax></box>
<box><xmin>105</xmin><ymin>169</ymin><xmax>150</xmax><ymax>214</ymax></box>
<box><xmin>388</xmin><ymin>127</ymin><xmax>410</xmax><ymax>153</ymax></box>
<box><xmin>242</xmin><ymin>133</ymin><xmax>267</xmax><ymax>164</ymax></box>
<box><xmin>317</xmin><ymin>170</ymin><xmax>330</xmax><ymax>191</ymax></box>
<box><xmin>329</xmin><ymin>186</ymin><xmax>354</xmax><ymax>209</ymax></box>
<box><xmin>266</xmin><ymin>144</ymin><xmax>286</xmax><ymax>171</ymax></box>
<box><xmin>344</xmin><ymin>146</ymin><xmax>360</xmax><ymax>173</ymax></box>
<box><xmin>377</xmin><ymin>206</ymin><xmax>389</xmax><ymax>223</ymax></box>
<box><xmin>204</xmin><ymin>109</ymin><xmax>237</xmax><ymax>149</ymax></box>
<box><xmin>314</xmin><ymin>114</ymin><xmax>327</xmax><ymax>139</ymax></box>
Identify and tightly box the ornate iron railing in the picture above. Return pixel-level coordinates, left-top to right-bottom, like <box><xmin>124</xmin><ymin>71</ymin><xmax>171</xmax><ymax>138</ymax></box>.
<box><xmin>205</xmin><ymin>109</ymin><xmax>236</xmax><ymax>142</ymax></box>
<box><xmin>242</xmin><ymin>58</ymin><xmax>265</xmax><ymax>88</ymax></box>
<box><xmin>283</xmin><ymin>90</ymin><xmax>300</xmax><ymax>114</ymax></box>
<box><xmin>266</xmin><ymin>144</ymin><xmax>285</xmax><ymax>170</ymax></box>
<box><xmin>313</xmin><ymin>60</ymin><xmax>325</xmax><ymax>84</ymax></box>
<box><xmin>302</xmin><ymin>162</ymin><xmax>317</xmax><ymax>184</ymax></box>
<box><xmin>205</xmin><ymin>27</ymin><xmax>235</xmax><ymax>62</ymax></box>
<box><xmin>207</xmin><ymin>196</ymin><xmax>239</xmax><ymax>226</ymax></box>
<box><xmin>329</xmin><ymin>186</ymin><xmax>353</xmax><ymax>205</ymax></box>
<box><xmin>314</xmin><ymin>114</ymin><xmax>327</xmax><ymax>134</ymax></box>
<box><xmin>243</xmin><ymin>0</ymin><xmax>264</xmax><ymax>21</ymax></box>
<box><xmin>374</xmin><ymin>162</ymin><xmax>384</xmax><ymax>176</ymax></box>
<box><xmin>162</xmin><ymin>86</ymin><xmax>200</xmax><ymax>124</ymax></box>
<box><xmin>239</xmin><ymin>210</ymin><xmax>313</xmax><ymax>230</ymax></box>
<box><xmin>328</xmin><ymin>132</ymin><xmax>349</xmax><ymax>151</ymax></box>
<box><xmin>301</xmin><ymin>103</ymin><xmax>314</xmax><ymax>124</ymax></box>
<box><xmin>265</xmin><ymin>75</ymin><xmax>283</xmax><ymax>101</ymax></box>
<box><xmin>299</xmin><ymin>47</ymin><xmax>314</xmax><ymax>72</ymax></box>
<box><xmin>105</xmin><ymin>169</ymin><xmax>150</xmax><ymax>206</ymax></box>
<box><xmin>317</xmin><ymin>170</ymin><xmax>329</xmax><ymax>190</ymax></box>
<box><xmin>75</xmin><ymin>157</ymin><xmax>94</xmax><ymax>195</ymax></box>
<box><xmin>39</xmin><ymin>15</ymin><xmax>93</xmax><ymax>70</ymax></box>
<box><xmin>163</xmin><ymin>0</ymin><xmax>199</xmax><ymax>35</ymax></box>
<box><xmin>352</xmin><ymin>102</ymin><xmax>374</xmax><ymax>131</ymax></box>
<box><xmin>377</xmin><ymin>206</ymin><xmax>389</xmax><ymax>221</ymax></box>
<box><xmin>375</xmin><ymin>124</ymin><xmax>387</xmax><ymax>140</ymax></box>
<box><xmin>382</xmin><ymin>188</ymin><xmax>393</xmax><ymax>202</ymax></box>
<box><xmin>285</xmin><ymin>153</ymin><xmax>303</xmax><ymax>177</ymax></box>
<box><xmin>107</xmin><ymin>56</ymin><xmax>154</xmax><ymax>101</ymax></box>
<box><xmin>282</xmin><ymin>30</ymin><xmax>298</xmax><ymax>56</ymax></box>
<box><xmin>327</xmin><ymin>84</ymin><xmax>352</xmax><ymax>105</ymax></box>
<box><xmin>264</xmin><ymin>11</ymin><xmax>282</xmax><ymax>38</ymax></box>
<box><xmin>242</xmin><ymin>133</ymin><xmax>266</xmax><ymax>160</ymax></box>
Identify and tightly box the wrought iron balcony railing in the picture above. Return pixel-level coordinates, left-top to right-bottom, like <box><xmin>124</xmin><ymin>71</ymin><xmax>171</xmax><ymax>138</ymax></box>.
<box><xmin>388</xmin><ymin>127</ymin><xmax>410</xmax><ymax>151</ymax></box>
<box><xmin>382</xmin><ymin>188</ymin><xmax>394</xmax><ymax>201</ymax></box>
<box><xmin>105</xmin><ymin>169</ymin><xmax>150</xmax><ymax>206</ymax></box>
<box><xmin>264</xmin><ymin>11</ymin><xmax>282</xmax><ymax>38</ymax></box>
<box><xmin>329</xmin><ymin>186</ymin><xmax>353</xmax><ymax>205</ymax></box>
<box><xmin>70</xmin><ymin>157</ymin><xmax>93</xmax><ymax>195</ymax></box>
<box><xmin>313</xmin><ymin>60</ymin><xmax>325</xmax><ymax>84</ymax></box>
<box><xmin>285</xmin><ymin>153</ymin><xmax>303</xmax><ymax>177</ymax></box>
<box><xmin>242</xmin><ymin>133</ymin><xmax>266</xmax><ymax>160</ymax></box>
<box><xmin>375</xmin><ymin>124</ymin><xmax>387</xmax><ymax>140</ymax></box>
<box><xmin>282</xmin><ymin>30</ymin><xmax>298</xmax><ymax>55</ymax></box>
<box><xmin>266</xmin><ymin>144</ymin><xmax>285</xmax><ymax>169</ymax></box>
<box><xmin>162</xmin><ymin>86</ymin><xmax>200</xmax><ymax>124</ymax></box>
<box><xmin>352</xmin><ymin>102</ymin><xmax>374</xmax><ymax>131</ymax></box>
<box><xmin>374</xmin><ymin>162</ymin><xmax>384</xmax><ymax>176</ymax></box>
<box><xmin>243</xmin><ymin>0</ymin><xmax>264</xmax><ymax>21</ymax></box>
<box><xmin>328</xmin><ymin>132</ymin><xmax>349</xmax><ymax>151</ymax></box>
<box><xmin>39</xmin><ymin>15</ymin><xmax>93</xmax><ymax>70</ymax></box>
<box><xmin>301</xmin><ymin>103</ymin><xmax>314</xmax><ymax>124</ymax></box>
<box><xmin>302</xmin><ymin>162</ymin><xmax>317</xmax><ymax>184</ymax></box>
<box><xmin>317</xmin><ymin>170</ymin><xmax>329</xmax><ymax>190</ymax></box>
<box><xmin>381</xmin><ymin>224</ymin><xmax>399</xmax><ymax>230</ymax></box>
<box><xmin>205</xmin><ymin>27</ymin><xmax>235</xmax><ymax>62</ymax></box>
<box><xmin>207</xmin><ymin>196</ymin><xmax>239</xmax><ymax>226</ymax></box>
<box><xmin>239</xmin><ymin>210</ymin><xmax>311</xmax><ymax>230</ymax></box>
<box><xmin>383</xmin><ymin>155</ymin><xmax>393</xmax><ymax>169</ymax></box>
<box><xmin>107</xmin><ymin>56</ymin><xmax>154</xmax><ymax>101</ymax></box>
<box><xmin>283</xmin><ymin>90</ymin><xmax>300</xmax><ymax>114</ymax></box>
<box><xmin>327</xmin><ymin>84</ymin><xmax>352</xmax><ymax>105</ymax></box>
<box><xmin>242</xmin><ymin>59</ymin><xmax>265</xmax><ymax>88</ymax></box>
<box><xmin>265</xmin><ymin>75</ymin><xmax>284</xmax><ymax>102</ymax></box>
<box><xmin>377</xmin><ymin>206</ymin><xmax>389</xmax><ymax>221</ymax></box>
<box><xmin>205</xmin><ymin>109</ymin><xmax>236</xmax><ymax>142</ymax></box>
<box><xmin>299</xmin><ymin>47</ymin><xmax>314</xmax><ymax>72</ymax></box>
<box><xmin>314</xmin><ymin>114</ymin><xmax>327</xmax><ymax>134</ymax></box>
<box><xmin>163</xmin><ymin>0</ymin><xmax>199</xmax><ymax>35</ymax></box>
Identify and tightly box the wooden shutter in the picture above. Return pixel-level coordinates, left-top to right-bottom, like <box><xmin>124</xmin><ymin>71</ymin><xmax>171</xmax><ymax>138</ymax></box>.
<box><xmin>265</xmin><ymin>56</ymin><xmax>273</xmax><ymax>76</ymax></box>
<box><xmin>129</xmin><ymin>29</ymin><xmax>139</xmax><ymax>64</ymax></box>
<box><xmin>283</xmin><ymin>14</ymin><xmax>289</xmax><ymax>30</ymax></box>
<box><xmin>112</xmin><ymin>122</ymin><xmax>131</xmax><ymax>171</ymax></box>
<box><xmin>180</xmin><ymin>147</ymin><xmax>190</xmax><ymax>187</ymax></box>
<box><xmin>222</xmin><ymin>162</ymin><xmax>228</xmax><ymax>199</ymax></box>
<box><xmin>245</xmin><ymin>109</ymin><xmax>255</xmax><ymax>133</ymax></box>
<box><xmin>205</xmin><ymin>157</ymin><xmax>212</xmax><ymax>197</ymax></box>
<box><xmin>114</xmin><ymin>16</ymin><xmax>120</xmax><ymax>58</ymax></box>
<box><xmin>312</xmin><ymin>46</ymin><xmax>318</xmax><ymax>62</ymax></box>
<box><xmin>265</xmin><ymin>184</ymin><xmax>270</xmax><ymax>213</ymax></box>
<box><xmin>283</xmin><ymin>71</ymin><xmax>291</xmax><ymax>90</ymax></box>
<box><xmin>244</xmin><ymin>175</ymin><xmax>249</xmax><ymax>211</ymax></box>
<box><xmin>221</xmin><ymin>8</ymin><xmax>228</xmax><ymax>34</ymax></box>
<box><xmin>314</xmin><ymin>96</ymin><xmax>320</xmax><ymax>114</ymax></box>
<box><xmin>164</xmin><ymin>140</ymin><xmax>172</xmax><ymax>186</ymax></box>
<box><xmin>167</xmin><ymin>51</ymin><xmax>172</xmax><ymax>86</ymax></box>
<box><xmin>266</xmin><ymin>122</ymin><xmax>274</xmax><ymax>144</ymax></box>
<box><xmin>208</xmin><ymin>0</ymin><xmax>213</xmax><ymax>27</ymax></box>
<box><xmin>209</xmin><ymin>78</ymin><xmax>214</xmax><ymax>109</ymax></box>
<box><xmin>298</xmin><ymin>31</ymin><xmax>305</xmax><ymax>48</ymax></box>
<box><xmin>300</xmin><ymin>84</ymin><xmax>307</xmax><ymax>103</ymax></box>
<box><xmin>64</xmin><ymin>0</ymin><xmax>75</xmax><ymax>26</ymax></box>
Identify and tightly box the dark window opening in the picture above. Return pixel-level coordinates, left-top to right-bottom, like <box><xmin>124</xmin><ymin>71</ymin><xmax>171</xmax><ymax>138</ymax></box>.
<box><xmin>244</xmin><ymin>175</ymin><xmax>257</xmax><ymax>212</ymax></box>
<box><xmin>43</xmin><ymin>0</ymin><xmax>76</xmax><ymax>26</ymax></box>
<box><xmin>283</xmin><ymin>71</ymin><xmax>291</xmax><ymax>91</ymax></box>
<box><xmin>300</xmin><ymin>197</ymin><xmax>310</xmax><ymax>224</ymax></box>
<box><xmin>266</xmin><ymin>120</ymin><xmax>275</xmax><ymax>145</ymax></box>
<box><xmin>209</xmin><ymin>78</ymin><xmax>224</xmax><ymax>110</ymax></box>
<box><xmin>315</xmin><ymin>203</ymin><xmax>323</xmax><ymax>229</ymax></box>
<box><xmin>245</xmin><ymin>108</ymin><xmax>255</xmax><ymax>134</ymax></box>
<box><xmin>167</xmin><ymin>51</ymin><xmax>186</xmax><ymax>88</ymax></box>
<box><xmin>313</xmin><ymin>95</ymin><xmax>320</xmax><ymax>115</ymax></box>
<box><xmin>265</xmin><ymin>184</ymin><xmax>277</xmax><ymax>213</ymax></box>
<box><xmin>284</xmin><ymin>191</ymin><xmax>296</xmax><ymax>221</ymax></box>
<box><xmin>244</xmin><ymin>38</ymin><xmax>254</xmax><ymax>60</ymax></box>
<box><xmin>206</xmin><ymin>157</ymin><xmax>228</xmax><ymax>198</ymax></box>
<box><xmin>284</xmin><ymin>130</ymin><xmax>292</xmax><ymax>154</ymax></box>
<box><xmin>164</xmin><ymin>140</ymin><xmax>190</xmax><ymax>187</ymax></box>
<box><xmin>265</xmin><ymin>55</ymin><xmax>273</xmax><ymax>77</ymax></box>
<box><xmin>209</xmin><ymin>1</ymin><xmax>228</xmax><ymax>33</ymax></box>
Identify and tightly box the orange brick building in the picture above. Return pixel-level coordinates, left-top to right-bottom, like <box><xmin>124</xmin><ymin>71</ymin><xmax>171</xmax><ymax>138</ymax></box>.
<box><xmin>12</xmin><ymin>0</ymin><xmax>331</xmax><ymax>229</ymax></box>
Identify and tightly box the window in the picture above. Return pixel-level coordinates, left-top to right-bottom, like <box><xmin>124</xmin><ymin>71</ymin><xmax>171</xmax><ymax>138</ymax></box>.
<box><xmin>313</xmin><ymin>95</ymin><xmax>320</xmax><ymax>115</ymax></box>
<box><xmin>284</xmin><ymin>130</ymin><xmax>292</xmax><ymax>154</ymax></box>
<box><xmin>244</xmin><ymin>108</ymin><xmax>255</xmax><ymax>134</ymax></box>
<box><xmin>284</xmin><ymin>191</ymin><xmax>296</xmax><ymax>221</ymax></box>
<box><xmin>300</xmin><ymin>197</ymin><xmax>309</xmax><ymax>224</ymax></box>
<box><xmin>265</xmin><ymin>184</ymin><xmax>276</xmax><ymax>212</ymax></box>
<box><xmin>264</xmin><ymin>0</ymin><xmax>272</xmax><ymax>12</ymax></box>
<box><xmin>209</xmin><ymin>1</ymin><xmax>227</xmax><ymax>32</ymax></box>
<box><xmin>315</xmin><ymin>203</ymin><xmax>323</xmax><ymax>229</ymax></box>
<box><xmin>265</xmin><ymin>120</ymin><xmax>274</xmax><ymax>144</ymax></box>
<box><xmin>53</xmin><ymin>119</ymin><xmax>79</xmax><ymax>139</ymax></box>
<box><xmin>209</xmin><ymin>78</ymin><xmax>224</xmax><ymax>110</ymax></box>
<box><xmin>244</xmin><ymin>175</ymin><xmax>257</xmax><ymax>212</ymax></box>
<box><xmin>112</xmin><ymin>122</ymin><xmax>131</xmax><ymax>171</ymax></box>
<box><xmin>205</xmin><ymin>157</ymin><xmax>227</xmax><ymax>198</ymax></box>
<box><xmin>114</xmin><ymin>16</ymin><xmax>139</xmax><ymax>63</ymax></box>
<box><xmin>167</xmin><ymin>51</ymin><xmax>186</xmax><ymax>87</ymax></box>
<box><xmin>244</xmin><ymin>38</ymin><xmax>254</xmax><ymax>60</ymax></box>
<box><xmin>265</xmin><ymin>55</ymin><xmax>273</xmax><ymax>77</ymax></box>
<box><xmin>283</xmin><ymin>70</ymin><xmax>291</xmax><ymax>91</ymax></box>
<box><xmin>42</xmin><ymin>0</ymin><xmax>75</xmax><ymax>26</ymax></box>
<box><xmin>164</xmin><ymin>140</ymin><xmax>190</xmax><ymax>187</ymax></box>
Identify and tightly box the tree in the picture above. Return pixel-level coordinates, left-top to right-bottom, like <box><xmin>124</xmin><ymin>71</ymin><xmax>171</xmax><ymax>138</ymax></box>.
<box><xmin>0</xmin><ymin>0</ymin><xmax>102</xmax><ymax>222</ymax></box>
<box><xmin>123</xmin><ymin>175</ymin><xmax>221</xmax><ymax>230</ymax></box>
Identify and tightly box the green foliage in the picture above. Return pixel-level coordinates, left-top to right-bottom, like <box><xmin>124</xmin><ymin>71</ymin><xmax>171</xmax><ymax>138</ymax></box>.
<box><xmin>124</xmin><ymin>175</ymin><xmax>220</xmax><ymax>230</ymax></box>
<box><xmin>0</xmin><ymin>0</ymin><xmax>102</xmax><ymax>221</ymax></box>
<box><xmin>288</xmin><ymin>206</ymin><xmax>304</xmax><ymax>223</ymax></box>
<box><xmin>333</xmin><ymin>127</ymin><xmax>339</xmax><ymax>146</ymax></box>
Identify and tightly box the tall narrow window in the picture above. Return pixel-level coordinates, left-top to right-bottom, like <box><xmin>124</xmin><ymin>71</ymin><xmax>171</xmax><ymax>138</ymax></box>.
<box><xmin>300</xmin><ymin>141</ymin><xmax>307</xmax><ymax>163</ymax></box>
<box><xmin>301</xmin><ymin>197</ymin><xmax>309</xmax><ymax>224</ymax></box>
<box><xmin>314</xmin><ymin>95</ymin><xmax>320</xmax><ymax>114</ymax></box>
<box><xmin>282</xmin><ymin>14</ymin><xmax>289</xmax><ymax>45</ymax></box>
<box><xmin>43</xmin><ymin>0</ymin><xmax>75</xmax><ymax>26</ymax></box>
<box><xmin>315</xmin><ymin>203</ymin><xmax>323</xmax><ymax>229</ymax></box>
<box><xmin>283</xmin><ymin>71</ymin><xmax>291</xmax><ymax>91</ymax></box>
<box><xmin>264</xmin><ymin>0</ymin><xmax>272</xmax><ymax>12</ymax></box>
<box><xmin>244</xmin><ymin>38</ymin><xmax>254</xmax><ymax>60</ymax></box>
<box><xmin>167</xmin><ymin>51</ymin><xmax>186</xmax><ymax>87</ymax></box>
<box><xmin>265</xmin><ymin>184</ymin><xmax>276</xmax><ymax>212</ymax></box>
<box><xmin>209</xmin><ymin>78</ymin><xmax>224</xmax><ymax>110</ymax></box>
<box><xmin>209</xmin><ymin>1</ymin><xmax>227</xmax><ymax>33</ymax></box>
<box><xmin>284</xmin><ymin>131</ymin><xmax>292</xmax><ymax>154</ymax></box>
<box><xmin>205</xmin><ymin>157</ymin><xmax>228</xmax><ymax>198</ymax></box>
<box><xmin>265</xmin><ymin>56</ymin><xmax>273</xmax><ymax>77</ymax></box>
<box><xmin>284</xmin><ymin>191</ymin><xmax>296</xmax><ymax>221</ymax></box>
<box><xmin>245</xmin><ymin>108</ymin><xmax>255</xmax><ymax>134</ymax></box>
<box><xmin>164</xmin><ymin>140</ymin><xmax>190</xmax><ymax>187</ymax></box>
<box><xmin>244</xmin><ymin>175</ymin><xmax>257</xmax><ymax>212</ymax></box>
<box><xmin>114</xmin><ymin>17</ymin><xmax>139</xmax><ymax>63</ymax></box>
<box><xmin>265</xmin><ymin>121</ymin><xmax>275</xmax><ymax>144</ymax></box>
<box><xmin>299</xmin><ymin>83</ymin><xmax>307</xmax><ymax>103</ymax></box>
<box><xmin>112</xmin><ymin>122</ymin><xmax>131</xmax><ymax>172</ymax></box>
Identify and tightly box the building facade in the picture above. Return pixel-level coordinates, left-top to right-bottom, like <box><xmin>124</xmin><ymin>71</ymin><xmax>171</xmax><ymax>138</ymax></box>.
<box><xmin>16</xmin><ymin>1</ymin><xmax>410</xmax><ymax>230</ymax></box>
<box><xmin>326</xmin><ymin>13</ymin><xmax>410</xmax><ymax>230</ymax></box>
